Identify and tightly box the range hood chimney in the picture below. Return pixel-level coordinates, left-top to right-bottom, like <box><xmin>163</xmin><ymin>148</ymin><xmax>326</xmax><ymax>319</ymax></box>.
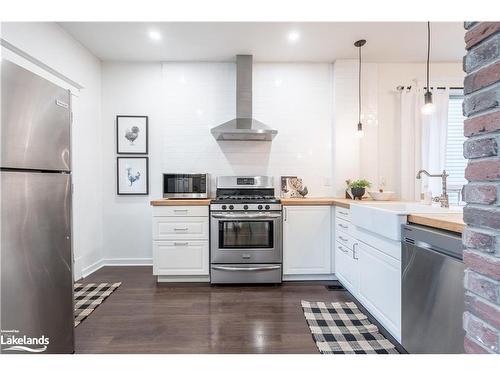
<box><xmin>210</xmin><ymin>55</ymin><xmax>277</xmax><ymax>141</ymax></box>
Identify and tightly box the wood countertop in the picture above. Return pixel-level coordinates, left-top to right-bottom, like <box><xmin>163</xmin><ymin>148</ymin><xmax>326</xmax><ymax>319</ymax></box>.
<box><xmin>150</xmin><ymin>197</ymin><xmax>464</xmax><ymax>233</ymax></box>
<box><xmin>280</xmin><ymin>197</ymin><xmax>370</xmax><ymax>208</ymax></box>
<box><xmin>407</xmin><ymin>213</ymin><xmax>465</xmax><ymax>234</ymax></box>
<box><xmin>150</xmin><ymin>199</ymin><xmax>211</xmax><ymax>206</ymax></box>
<box><xmin>151</xmin><ymin>197</ymin><xmax>361</xmax><ymax>207</ymax></box>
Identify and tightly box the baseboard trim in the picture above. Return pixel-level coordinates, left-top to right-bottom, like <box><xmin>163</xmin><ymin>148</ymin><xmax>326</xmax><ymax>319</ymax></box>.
<box><xmin>283</xmin><ymin>274</ymin><xmax>337</xmax><ymax>281</ymax></box>
<box><xmin>157</xmin><ymin>275</ymin><xmax>210</xmax><ymax>283</ymax></box>
<box><xmin>81</xmin><ymin>259</ymin><xmax>105</xmax><ymax>278</ymax></box>
<box><xmin>103</xmin><ymin>258</ymin><xmax>153</xmax><ymax>266</ymax></box>
<box><xmin>79</xmin><ymin>258</ymin><xmax>153</xmax><ymax>279</ymax></box>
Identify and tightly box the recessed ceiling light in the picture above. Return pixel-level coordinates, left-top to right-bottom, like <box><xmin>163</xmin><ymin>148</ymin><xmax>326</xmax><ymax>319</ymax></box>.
<box><xmin>287</xmin><ymin>31</ymin><xmax>300</xmax><ymax>43</ymax></box>
<box><xmin>148</xmin><ymin>30</ymin><xmax>162</xmax><ymax>41</ymax></box>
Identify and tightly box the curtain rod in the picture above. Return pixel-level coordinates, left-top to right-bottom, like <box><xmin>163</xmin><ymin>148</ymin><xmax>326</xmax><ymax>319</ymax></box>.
<box><xmin>396</xmin><ymin>85</ymin><xmax>464</xmax><ymax>91</ymax></box>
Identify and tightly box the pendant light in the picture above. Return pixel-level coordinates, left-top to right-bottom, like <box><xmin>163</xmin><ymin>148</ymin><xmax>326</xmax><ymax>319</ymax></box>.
<box><xmin>354</xmin><ymin>39</ymin><xmax>366</xmax><ymax>138</ymax></box>
<box><xmin>421</xmin><ymin>22</ymin><xmax>435</xmax><ymax>115</ymax></box>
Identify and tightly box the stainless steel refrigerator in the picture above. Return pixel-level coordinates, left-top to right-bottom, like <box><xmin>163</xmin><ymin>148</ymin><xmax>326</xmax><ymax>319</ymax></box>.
<box><xmin>1</xmin><ymin>60</ymin><xmax>74</xmax><ymax>353</ymax></box>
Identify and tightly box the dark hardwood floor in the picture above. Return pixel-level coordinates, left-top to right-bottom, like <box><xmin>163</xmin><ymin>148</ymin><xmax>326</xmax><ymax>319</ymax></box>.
<box><xmin>75</xmin><ymin>266</ymin><xmax>402</xmax><ymax>354</ymax></box>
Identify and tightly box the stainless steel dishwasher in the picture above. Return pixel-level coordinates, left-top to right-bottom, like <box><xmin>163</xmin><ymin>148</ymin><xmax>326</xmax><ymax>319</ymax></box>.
<box><xmin>401</xmin><ymin>224</ymin><xmax>465</xmax><ymax>354</ymax></box>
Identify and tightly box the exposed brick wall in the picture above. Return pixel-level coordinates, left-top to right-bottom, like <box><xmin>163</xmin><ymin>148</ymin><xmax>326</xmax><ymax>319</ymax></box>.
<box><xmin>462</xmin><ymin>21</ymin><xmax>500</xmax><ymax>354</ymax></box>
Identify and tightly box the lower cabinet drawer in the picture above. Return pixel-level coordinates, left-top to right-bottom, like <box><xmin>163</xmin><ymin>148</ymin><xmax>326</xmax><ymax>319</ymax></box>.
<box><xmin>153</xmin><ymin>217</ymin><xmax>209</xmax><ymax>240</ymax></box>
<box><xmin>152</xmin><ymin>205</ymin><xmax>209</xmax><ymax>217</ymax></box>
<box><xmin>335</xmin><ymin>217</ymin><xmax>352</xmax><ymax>234</ymax></box>
<box><xmin>210</xmin><ymin>264</ymin><xmax>282</xmax><ymax>284</ymax></box>
<box><xmin>153</xmin><ymin>240</ymin><xmax>209</xmax><ymax>276</ymax></box>
<box><xmin>335</xmin><ymin>207</ymin><xmax>351</xmax><ymax>222</ymax></box>
<box><xmin>334</xmin><ymin>243</ymin><xmax>358</xmax><ymax>293</ymax></box>
<box><xmin>335</xmin><ymin>231</ymin><xmax>355</xmax><ymax>250</ymax></box>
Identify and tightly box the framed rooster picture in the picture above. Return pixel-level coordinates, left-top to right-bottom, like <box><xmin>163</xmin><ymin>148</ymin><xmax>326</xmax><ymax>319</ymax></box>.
<box><xmin>116</xmin><ymin>115</ymin><xmax>148</xmax><ymax>154</ymax></box>
<box><xmin>117</xmin><ymin>157</ymin><xmax>149</xmax><ymax>195</ymax></box>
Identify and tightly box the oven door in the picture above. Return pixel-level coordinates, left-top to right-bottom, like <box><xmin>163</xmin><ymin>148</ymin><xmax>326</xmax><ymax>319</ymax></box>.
<box><xmin>210</xmin><ymin>212</ymin><xmax>282</xmax><ymax>264</ymax></box>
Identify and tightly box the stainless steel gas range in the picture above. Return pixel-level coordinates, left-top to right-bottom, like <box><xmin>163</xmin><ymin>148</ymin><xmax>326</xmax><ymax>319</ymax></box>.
<box><xmin>210</xmin><ymin>176</ymin><xmax>282</xmax><ymax>284</ymax></box>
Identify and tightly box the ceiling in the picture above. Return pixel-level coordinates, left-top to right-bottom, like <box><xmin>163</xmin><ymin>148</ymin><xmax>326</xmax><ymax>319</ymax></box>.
<box><xmin>59</xmin><ymin>22</ymin><xmax>465</xmax><ymax>63</ymax></box>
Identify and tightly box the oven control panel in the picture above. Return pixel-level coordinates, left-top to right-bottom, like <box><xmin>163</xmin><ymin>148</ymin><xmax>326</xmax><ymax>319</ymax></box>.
<box><xmin>210</xmin><ymin>203</ymin><xmax>282</xmax><ymax>211</ymax></box>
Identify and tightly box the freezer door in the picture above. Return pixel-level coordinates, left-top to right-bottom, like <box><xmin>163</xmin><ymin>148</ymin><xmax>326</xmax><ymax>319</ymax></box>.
<box><xmin>1</xmin><ymin>171</ymin><xmax>74</xmax><ymax>354</ymax></box>
<box><xmin>1</xmin><ymin>60</ymin><xmax>71</xmax><ymax>171</ymax></box>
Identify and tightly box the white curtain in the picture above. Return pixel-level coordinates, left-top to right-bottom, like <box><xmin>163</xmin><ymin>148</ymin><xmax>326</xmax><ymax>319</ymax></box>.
<box><xmin>400</xmin><ymin>87</ymin><xmax>449</xmax><ymax>200</ymax></box>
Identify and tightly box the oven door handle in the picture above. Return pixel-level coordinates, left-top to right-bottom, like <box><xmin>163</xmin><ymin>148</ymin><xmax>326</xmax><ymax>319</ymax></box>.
<box><xmin>212</xmin><ymin>265</ymin><xmax>281</xmax><ymax>272</ymax></box>
<box><xmin>211</xmin><ymin>213</ymin><xmax>282</xmax><ymax>219</ymax></box>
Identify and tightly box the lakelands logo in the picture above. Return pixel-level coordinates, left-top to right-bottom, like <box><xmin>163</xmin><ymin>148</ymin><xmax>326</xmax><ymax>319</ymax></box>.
<box><xmin>1</xmin><ymin>329</ymin><xmax>49</xmax><ymax>353</ymax></box>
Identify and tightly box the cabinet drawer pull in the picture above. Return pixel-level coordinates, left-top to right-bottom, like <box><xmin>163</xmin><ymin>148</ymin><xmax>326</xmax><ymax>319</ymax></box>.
<box><xmin>173</xmin><ymin>242</ymin><xmax>189</xmax><ymax>246</ymax></box>
<box><xmin>174</xmin><ymin>227</ymin><xmax>189</xmax><ymax>231</ymax></box>
<box><xmin>338</xmin><ymin>211</ymin><xmax>348</xmax><ymax>215</ymax></box>
<box><xmin>338</xmin><ymin>236</ymin><xmax>348</xmax><ymax>242</ymax></box>
<box><xmin>338</xmin><ymin>246</ymin><xmax>348</xmax><ymax>253</ymax></box>
<box><xmin>173</xmin><ymin>209</ymin><xmax>188</xmax><ymax>213</ymax></box>
<box><xmin>338</xmin><ymin>223</ymin><xmax>348</xmax><ymax>229</ymax></box>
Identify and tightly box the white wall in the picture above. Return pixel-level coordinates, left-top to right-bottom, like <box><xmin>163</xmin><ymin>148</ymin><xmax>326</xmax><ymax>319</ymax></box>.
<box><xmin>333</xmin><ymin>59</ymin><xmax>464</xmax><ymax>197</ymax></box>
<box><xmin>101</xmin><ymin>61</ymin><xmax>334</xmax><ymax>262</ymax></box>
<box><xmin>1</xmin><ymin>22</ymin><xmax>103</xmax><ymax>279</ymax></box>
<box><xmin>374</xmin><ymin>62</ymin><xmax>464</xmax><ymax>196</ymax></box>
<box><xmin>101</xmin><ymin>63</ymin><xmax>164</xmax><ymax>263</ymax></box>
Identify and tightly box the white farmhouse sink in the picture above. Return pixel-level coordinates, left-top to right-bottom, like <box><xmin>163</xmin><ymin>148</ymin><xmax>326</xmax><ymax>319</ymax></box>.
<box><xmin>350</xmin><ymin>202</ymin><xmax>462</xmax><ymax>241</ymax></box>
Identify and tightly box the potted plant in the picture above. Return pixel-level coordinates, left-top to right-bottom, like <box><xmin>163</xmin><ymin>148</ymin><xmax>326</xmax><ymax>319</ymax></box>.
<box><xmin>349</xmin><ymin>179</ymin><xmax>371</xmax><ymax>200</ymax></box>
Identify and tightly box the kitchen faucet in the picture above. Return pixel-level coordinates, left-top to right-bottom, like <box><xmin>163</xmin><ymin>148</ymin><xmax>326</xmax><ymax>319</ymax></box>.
<box><xmin>416</xmin><ymin>169</ymin><xmax>450</xmax><ymax>208</ymax></box>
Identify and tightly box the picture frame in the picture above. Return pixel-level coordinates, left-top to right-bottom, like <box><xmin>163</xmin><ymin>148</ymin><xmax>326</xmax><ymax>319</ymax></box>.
<box><xmin>116</xmin><ymin>115</ymin><xmax>148</xmax><ymax>154</ymax></box>
<box><xmin>117</xmin><ymin>157</ymin><xmax>149</xmax><ymax>195</ymax></box>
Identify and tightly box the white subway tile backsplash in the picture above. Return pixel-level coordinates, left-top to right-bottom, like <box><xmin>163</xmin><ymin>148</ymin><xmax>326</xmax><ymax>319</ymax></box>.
<box><xmin>156</xmin><ymin>62</ymin><xmax>335</xmax><ymax>197</ymax></box>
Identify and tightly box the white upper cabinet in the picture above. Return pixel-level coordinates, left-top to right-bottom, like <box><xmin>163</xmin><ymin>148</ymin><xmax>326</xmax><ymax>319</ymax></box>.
<box><xmin>283</xmin><ymin>206</ymin><xmax>332</xmax><ymax>275</ymax></box>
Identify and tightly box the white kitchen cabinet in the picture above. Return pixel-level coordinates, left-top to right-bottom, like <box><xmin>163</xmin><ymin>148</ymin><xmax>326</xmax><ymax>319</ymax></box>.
<box><xmin>283</xmin><ymin>206</ymin><xmax>332</xmax><ymax>277</ymax></box>
<box><xmin>333</xmin><ymin>204</ymin><xmax>401</xmax><ymax>342</ymax></box>
<box><xmin>356</xmin><ymin>240</ymin><xmax>401</xmax><ymax>340</ymax></box>
<box><xmin>153</xmin><ymin>216</ymin><xmax>209</xmax><ymax>240</ymax></box>
<box><xmin>152</xmin><ymin>205</ymin><xmax>209</xmax><ymax>282</ymax></box>
<box><xmin>153</xmin><ymin>240</ymin><xmax>209</xmax><ymax>276</ymax></box>
<box><xmin>334</xmin><ymin>242</ymin><xmax>358</xmax><ymax>292</ymax></box>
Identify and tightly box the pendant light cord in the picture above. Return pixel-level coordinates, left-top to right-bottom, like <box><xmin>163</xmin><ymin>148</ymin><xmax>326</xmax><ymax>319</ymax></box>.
<box><xmin>358</xmin><ymin>45</ymin><xmax>361</xmax><ymax>124</ymax></box>
<box><xmin>426</xmin><ymin>21</ymin><xmax>430</xmax><ymax>93</ymax></box>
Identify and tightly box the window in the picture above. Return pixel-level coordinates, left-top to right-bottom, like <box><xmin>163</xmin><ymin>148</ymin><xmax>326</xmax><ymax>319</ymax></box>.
<box><xmin>445</xmin><ymin>94</ymin><xmax>467</xmax><ymax>204</ymax></box>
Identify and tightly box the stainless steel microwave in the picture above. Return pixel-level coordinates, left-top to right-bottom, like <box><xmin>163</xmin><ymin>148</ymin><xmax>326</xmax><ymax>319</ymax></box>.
<box><xmin>162</xmin><ymin>173</ymin><xmax>210</xmax><ymax>199</ymax></box>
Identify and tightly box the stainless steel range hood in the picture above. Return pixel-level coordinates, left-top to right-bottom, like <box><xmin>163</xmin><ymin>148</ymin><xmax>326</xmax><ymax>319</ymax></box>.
<box><xmin>211</xmin><ymin>55</ymin><xmax>277</xmax><ymax>141</ymax></box>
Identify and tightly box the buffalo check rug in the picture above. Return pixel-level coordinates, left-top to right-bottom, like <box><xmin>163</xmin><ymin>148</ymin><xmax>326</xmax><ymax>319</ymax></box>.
<box><xmin>74</xmin><ymin>282</ymin><xmax>121</xmax><ymax>327</ymax></box>
<box><xmin>301</xmin><ymin>301</ymin><xmax>399</xmax><ymax>354</ymax></box>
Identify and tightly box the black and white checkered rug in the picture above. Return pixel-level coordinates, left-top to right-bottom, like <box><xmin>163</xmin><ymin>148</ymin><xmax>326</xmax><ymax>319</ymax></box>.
<box><xmin>301</xmin><ymin>301</ymin><xmax>399</xmax><ymax>354</ymax></box>
<box><xmin>74</xmin><ymin>282</ymin><xmax>121</xmax><ymax>327</ymax></box>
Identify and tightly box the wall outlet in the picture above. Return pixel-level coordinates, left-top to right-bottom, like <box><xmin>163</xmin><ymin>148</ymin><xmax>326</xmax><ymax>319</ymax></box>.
<box><xmin>323</xmin><ymin>177</ymin><xmax>331</xmax><ymax>186</ymax></box>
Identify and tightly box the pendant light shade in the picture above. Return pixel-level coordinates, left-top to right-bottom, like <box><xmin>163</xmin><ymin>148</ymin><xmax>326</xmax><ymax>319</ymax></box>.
<box><xmin>355</xmin><ymin>39</ymin><xmax>366</xmax><ymax>138</ymax></box>
<box><xmin>421</xmin><ymin>22</ymin><xmax>435</xmax><ymax>115</ymax></box>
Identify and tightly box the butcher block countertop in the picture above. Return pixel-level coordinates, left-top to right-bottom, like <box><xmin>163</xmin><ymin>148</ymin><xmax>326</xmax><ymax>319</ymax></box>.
<box><xmin>150</xmin><ymin>199</ymin><xmax>211</xmax><ymax>206</ymax></box>
<box><xmin>407</xmin><ymin>213</ymin><xmax>465</xmax><ymax>234</ymax></box>
<box><xmin>280</xmin><ymin>197</ymin><xmax>370</xmax><ymax>208</ymax></box>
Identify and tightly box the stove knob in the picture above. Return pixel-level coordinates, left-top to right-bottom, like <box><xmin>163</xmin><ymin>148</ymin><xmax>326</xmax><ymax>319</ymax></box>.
<box><xmin>221</xmin><ymin>205</ymin><xmax>227</xmax><ymax>210</ymax></box>
<box><xmin>229</xmin><ymin>205</ymin><xmax>234</xmax><ymax>210</ymax></box>
<box><xmin>258</xmin><ymin>205</ymin><xmax>263</xmax><ymax>210</ymax></box>
<box><xmin>244</xmin><ymin>205</ymin><xmax>249</xmax><ymax>210</ymax></box>
<box><xmin>265</xmin><ymin>205</ymin><xmax>270</xmax><ymax>210</ymax></box>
